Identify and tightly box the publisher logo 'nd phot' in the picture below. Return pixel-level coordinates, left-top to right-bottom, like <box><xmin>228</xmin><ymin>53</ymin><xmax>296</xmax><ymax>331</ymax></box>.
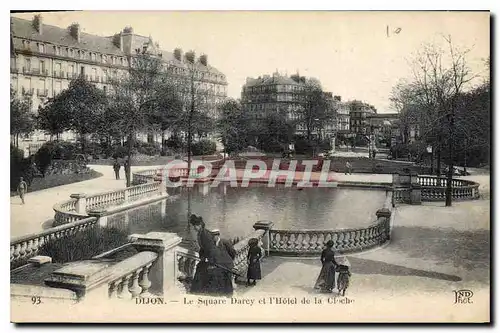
<box><xmin>453</xmin><ymin>289</ymin><xmax>473</xmax><ymax>304</ymax></box>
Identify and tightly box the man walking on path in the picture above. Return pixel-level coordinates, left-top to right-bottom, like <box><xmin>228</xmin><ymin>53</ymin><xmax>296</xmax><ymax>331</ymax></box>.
<box><xmin>113</xmin><ymin>159</ymin><xmax>121</xmax><ymax>180</ymax></box>
<box><xmin>17</xmin><ymin>177</ymin><xmax>28</xmax><ymax>205</ymax></box>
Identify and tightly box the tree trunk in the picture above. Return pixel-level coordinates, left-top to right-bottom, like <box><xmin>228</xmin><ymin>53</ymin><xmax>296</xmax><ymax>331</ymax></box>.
<box><xmin>80</xmin><ymin>133</ymin><xmax>86</xmax><ymax>154</ymax></box>
<box><xmin>126</xmin><ymin>132</ymin><xmax>134</xmax><ymax>187</ymax></box>
<box><xmin>161</xmin><ymin>131</ymin><xmax>166</xmax><ymax>154</ymax></box>
<box><xmin>430</xmin><ymin>147</ymin><xmax>434</xmax><ymax>175</ymax></box>
<box><xmin>445</xmin><ymin>114</ymin><xmax>455</xmax><ymax>207</ymax></box>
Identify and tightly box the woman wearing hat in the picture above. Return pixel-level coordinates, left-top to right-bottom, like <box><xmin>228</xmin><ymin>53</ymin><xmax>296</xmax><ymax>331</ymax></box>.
<box><xmin>314</xmin><ymin>240</ymin><xmax>338</xmax><ymax>293</ymax></box>
<box><xmin>189</xmin><ymin>214</ymin><xmax>218</xmax><ymax>295</ymax></box>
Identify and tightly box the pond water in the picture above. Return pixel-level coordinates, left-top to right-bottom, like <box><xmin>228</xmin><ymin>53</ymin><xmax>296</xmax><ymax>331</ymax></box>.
<box><xmin>107</xmin><ymin>183</ymin><xmax>387</xmax><ymax>240</ymax></box>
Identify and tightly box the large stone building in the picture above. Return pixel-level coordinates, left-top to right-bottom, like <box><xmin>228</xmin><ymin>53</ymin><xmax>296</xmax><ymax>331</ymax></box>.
<box><xmin>349</xmin><ymin>101</ymin><xmax>377</xmax><ymax>135</ymax></box>
<box><xmin>333</xmin><ymin>96</ymin><xmax>350</xmax><ymax>134</ymax></box>
<box><xmin>240</xmin><ymin>71</ymin><xmax>337</xmax><ymax>140</ymax></box>
<box><xmin>10</xmin><ymin>14</ymin><xmax>228</xmax><ymax>153</ymax></box>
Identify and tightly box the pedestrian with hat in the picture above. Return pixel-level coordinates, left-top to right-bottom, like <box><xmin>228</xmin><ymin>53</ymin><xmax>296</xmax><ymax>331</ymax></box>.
<box><xmin>314</xmin><ymin>240</ymin><xmax>338</xmax><ymax>293</ymax></box>
<box><xmin>210</xmin><ymin>229</ymin><xmax>237</xmax><ymax>296</ymax></box>
<box><xmin>246</xmin><ymin>238</ymin><xmax>263</xmax><ymax>286</ymax></box>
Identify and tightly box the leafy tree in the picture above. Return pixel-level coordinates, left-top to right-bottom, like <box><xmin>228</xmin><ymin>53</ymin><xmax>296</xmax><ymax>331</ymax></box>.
<box><xmin>216</xmin><ymin>98</ymin><xmax>248</xmax><ymax>155</ymax></box>
<box><xmin>108</xmin><ymin>51</ymin><xmax>173</xmax><ymax>186</ymax></box>
<box><xmin>10</xmin><ymin>88</ymin><xmax>35</xmax><ymax>147</ymax></box>
<box><xmin>36</xmin><ymin>97</ymin><xmax>71</xmax><ymax>140</ymax></box>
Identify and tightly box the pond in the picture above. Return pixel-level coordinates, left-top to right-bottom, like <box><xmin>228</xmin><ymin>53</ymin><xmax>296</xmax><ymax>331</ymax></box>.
<box><xmin>107</xmin><ymin>183</ymin><xmax>387</xmax><ymax>240</ymax></box>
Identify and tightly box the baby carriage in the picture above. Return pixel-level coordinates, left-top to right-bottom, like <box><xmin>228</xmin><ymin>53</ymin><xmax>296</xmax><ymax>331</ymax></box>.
<box><xmin>336</xmin><ymin>264</ymin><xmax>351</xmax><ymax>296</ymax></box>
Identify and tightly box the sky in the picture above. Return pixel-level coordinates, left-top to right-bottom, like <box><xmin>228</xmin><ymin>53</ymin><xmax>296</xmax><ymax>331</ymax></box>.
<box><xmin>11</xmin><ymin>11</ymin><xmax>490</xmax><ymax>113</ymax></box>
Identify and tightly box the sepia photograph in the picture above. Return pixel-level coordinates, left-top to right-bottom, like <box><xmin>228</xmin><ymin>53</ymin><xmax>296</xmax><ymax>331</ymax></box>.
<box><xmin>8</xmin><ymin>8</ymin><xmax>491</xmax><ymax>323</ymax></box>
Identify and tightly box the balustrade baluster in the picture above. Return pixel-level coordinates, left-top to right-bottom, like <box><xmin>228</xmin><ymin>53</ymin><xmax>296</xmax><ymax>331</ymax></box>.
<box><xmin>118</xmin><ymin>274</ymin><xmax>132</xmax><ymax>299</ymax></box>
<box><xmin>13</xmin><ymin>244</ymin><xmax>21</xmax><ymax>261</ymax></box>
<box><xmin>19</xmin><ymin>242</ymin><xmax>27</xmax><ymax>259</ymax></box>
<box><xmin>129</xmin><ymin>269</ymin><xmax>142</xmax><ymax>298</ymax></box>
<box><xmin>32</xmin><ymin>238</ymin><xmax>39</xmax><ymax>256</ymax></box>
<box><xmin>109</xmin><ymin>281</ymin><xmax>118</xmax><ymax>298</ymax></box>
<box><xmin>139</xmin><ymin>264</ymin><xmax>153</xmax><ymax>296</ymax></box>
<box><xmin>336</xmin><ymin>232</ymin><xmax>344</xmax><ymax>250</ymax></box>
<box><xmin>25</xmin><ymin>240</ymin><xmax>33</xmax><ymax>257</ymax></box>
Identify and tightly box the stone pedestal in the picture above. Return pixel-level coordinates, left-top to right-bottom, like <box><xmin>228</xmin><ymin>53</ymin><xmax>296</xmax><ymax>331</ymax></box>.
<box><xmin>253</xmin><ymin>220</ymin><xmax>274</xmax><ymax>256</ymax></box>
<box><xmin>410</xmin><ymin>171</ymin><xmax>420</xmax><ymax>186</ymax></box>
<box><xmin>70</xmin><ymin>193</ymin><xmax>87</xmax><ymax>214</ymax></box>
<box><xmin>128</xmin><ymin>232</ymin><xmax>182</xmax><ymax>296</ymax></box>
<box><xmin>376</xmin><ymin>208</ymin><xmax>392</xmax><ymax>241</ymax></box>
<box><xmin>88</xmin><ymin>208</ymin><xmax>108</xmax><ymax>227</ymax></box>
<box><xmin>410</xmin><ymin>184</ymin><xmax>422</xmax><ymax>205</ymax></box>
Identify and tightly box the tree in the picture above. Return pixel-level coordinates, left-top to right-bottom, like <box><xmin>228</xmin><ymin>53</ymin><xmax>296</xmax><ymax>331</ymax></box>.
<box><xmin>259</xmin><ymin>110</ymin><xmax>295</xmax><ymax>153</ymax></box>
<box><xmin>58</xmin><ymin>77</ymin><xmax>107</xmax><ymax>153</ymax></box>
<box><xmin>294</xmin><ymin>80</ymin><xmax>334</xmax><ymax>154</ymax></box>
<box><xmin>216</xmin><ymin>98</ymin><xmax>248</xmax><ymax>156</ymax></box>
<box><xmin>108</xmin><ymin>50</ymin><xmax>171</xmax><ymax>186</ymax></box>
<box><xmin>37</xmin><ymin>97</ymin><xmax>70</xmax><ymax>141</ymax></box>
<box><xmin>393</xmin><ymin>35</ymin><xmax>483</xmax><ymax>206</ymax></box>
<box><xmin>147</xmin><ymin>80</ymin><xmax>184</xmax><ymax>154</ymax></box>
<box><xmin>10</xmin><ymin>88</ymin><xmax>35</xmax><ymax>147</ymax></box>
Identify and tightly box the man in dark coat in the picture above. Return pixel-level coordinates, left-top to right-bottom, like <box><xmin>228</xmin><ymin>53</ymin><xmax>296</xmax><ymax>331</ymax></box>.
<box><xmin>113</xmin><ymin>159</ymin><xmax>121</xmax><ymax>180</ymax></box>
<box><xmin>209</xmin><ymin>229</ymin><xmax>236</xmax><ymax>296</ymax></box>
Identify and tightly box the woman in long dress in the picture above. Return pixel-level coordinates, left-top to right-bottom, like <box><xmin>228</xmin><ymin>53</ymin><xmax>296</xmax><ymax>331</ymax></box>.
<box><xmin>189</xmin><ymin>215</ymin><xmax>218</xmax><ymax>295</ymax></box>
<box><xmin>246</xmin><ymin>238</ymin><xmax>263</xmax><ymax>286</ymax></box>
<box><xmin>314</xmin><ymin>240</ymin><xmax>338</xmax><ymax>293</ymax></box>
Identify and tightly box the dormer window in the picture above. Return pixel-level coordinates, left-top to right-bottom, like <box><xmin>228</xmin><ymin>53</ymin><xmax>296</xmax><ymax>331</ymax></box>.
<box><xmin>102</xmin><ymin>54</ymin><xmax>107</xmax><ymax>63</ymax></box>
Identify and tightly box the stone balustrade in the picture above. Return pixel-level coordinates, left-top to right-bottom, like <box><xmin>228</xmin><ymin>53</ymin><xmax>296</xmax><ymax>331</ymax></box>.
<box><xmin>175</xmin><ymin>247</ymin><xmax>200</xmax><ymax>284</ymax></box>
<box><xmin>106</xmin><ymin>251</ymin><xmax>158</xmax><ymax>300</ymax></box>
<box><xmin>52</xmin><ymin>182</ymin><xmax>163</xmax><ymax>226</ymax></box>
<box><xmin>392</xmin><ymin>175</ymin><xmax>480</xmax><ymax>205</ymax></box>
<box><xmin>10</xmin><ymin>217</ymin><xmax>98</xmax><ymax>269</ymax></box>
<box><xmin>269</xmin><ymin>213</ymin><xmax>391</xmax><ymax>256</ymax></box>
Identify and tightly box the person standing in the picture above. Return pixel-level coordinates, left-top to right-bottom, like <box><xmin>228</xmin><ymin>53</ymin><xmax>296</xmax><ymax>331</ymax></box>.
<box><xmin>246</xmin><ymin>238</ymin><xmax>263</xmax><ymax>286</ymax></box>
<box><xmin>189</xmin><ymin>215</ymin><xmax>218</xmax><ymax>295</ymax></box>
<box><xmin>113</xmin><ymin>159</ymin><xmax>121</xmax><ymax>180</ymax></box>
<box><xmin>210</xmin><ymin>229</ymin><xmax>237</xmax><ymax>296</ymax></box>
<box><xmin>345</xmin><ymin>161</ymin><xmax>352</xmax><ymax>175</ymax></box>
<box><xmin>124</xmin><ymin>158</ymin><xmax>131</xmax><ymax>186</ymax></box>
<box><xmin>314</xmin><ymin>240</ymin><xmax>338</xmax><ymax>293</ymax></box>
<box><xmin>17</xmin><ymin>177</ymin><xmax>28</xmax><ymax>205</ymax></box>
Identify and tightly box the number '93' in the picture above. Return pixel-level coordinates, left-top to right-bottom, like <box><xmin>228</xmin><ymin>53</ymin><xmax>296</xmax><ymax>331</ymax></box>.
<box><xmin>31</xmin><ymin>296</ymin><xmax>41</xmax><ymax>305</ymax></box>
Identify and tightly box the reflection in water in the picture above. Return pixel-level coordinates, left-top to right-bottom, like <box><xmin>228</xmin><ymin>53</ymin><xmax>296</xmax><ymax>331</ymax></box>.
<box><xmin>107</xmin><ymin>183</ymin><xmax>386</xmax><ymax>240</ymax></box>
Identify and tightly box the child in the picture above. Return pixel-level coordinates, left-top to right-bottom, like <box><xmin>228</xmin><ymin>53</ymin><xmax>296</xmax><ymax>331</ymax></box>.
<box><xmin>246</xmin><ymin>238</ymin><xmax>263</xmax><ymax>286</ymax></box>
<box><xmin>336</xmin><ymin>264</ymin><xmax>351</xmax><ymax>296</ymax></box>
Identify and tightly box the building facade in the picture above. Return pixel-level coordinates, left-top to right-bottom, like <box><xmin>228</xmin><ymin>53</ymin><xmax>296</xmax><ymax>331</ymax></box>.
<box><xmin>349</xmin><ymin>102</ymin><xmax>377</xmax><ymax>135</ymax></box>
<box><xmin>333</xmin><ymin>96</ymin><xmax>350</xmax><ymax>134</ymax></box>
<box><xmin>10</xmin><ymin>15</ymin><xmax>228</xmax><ymax>152</ymax></box>
<box><xmin>241</xmin><ymin>72</ymin><xmax>337</xmax><ymax>139</ymax></box>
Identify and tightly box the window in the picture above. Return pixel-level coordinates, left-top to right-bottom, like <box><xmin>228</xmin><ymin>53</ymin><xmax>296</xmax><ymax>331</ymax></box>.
<box><xmin>25</xmin><ymin>58</ymin><xmax>31</xmax><ymax>71</ymax></box>
<box><xmin>69</xmin><ymin>65</ymin><xmax>74</xmax><ymax>75</ymax></box>
<box><xmin>38</xmin><ymin>43</ymin><xmax>45</xmax><ymax>52</ymax></box>
<box><xmin>120</xmin><ymin>58</ymin><xmax>124</xmax><ymax>65</ymax></box>
<box><xmin>103</xmin><ymin>86</ymin><xmax>107</xmax><ymax>94</ymax></box>
<box><xmin>39</xmin><ymin>60</ymin><xmax>45</xmax><ymax>73</ymax></box>
<box><xmin>55</xmin><ymin>80</ymin><xmax>61</xmax><ymax>95</ymax></box>
<box><xmin>102</xmin><ymin>54</ymin><xmax>107</xmax><ymax>63</ymax></box>
<box><xmin>69</xmin><ymin>48</ymin><xmax>73</xmax><ymax>57</ymax></box>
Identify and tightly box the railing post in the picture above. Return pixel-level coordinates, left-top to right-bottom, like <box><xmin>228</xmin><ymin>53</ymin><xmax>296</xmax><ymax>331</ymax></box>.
<box><xmin>124</xmin><ymin>188</ymin><xmax>129</xmax><ymax>203</ymax></box>
<box><xmin>87</xmin><ymin>208</ymin><xmax>108</xmax><ymax>227</ymax></box>
<box><xmin>253</xmin><ymin>220</ymin><xmax>274</xmax><ymax>256</ymax></box>
<box><xmin>376</xmin><ymin>208</ymin><xmax>392</xmax><ymax>241</ymax></box>
<box><xmin>128</xmin><ymin>232</ymin><xmax>182</xmax><ymax>296</ymax></box>
<box><xmin>70</xmin><ymin>193</ymin><xmax>87</xmax><ymax>214</ymax></box>
<box><xmin>410</xmin><ymin>183</ymin><xmax>422</xmax><ymax>205</ymax></box>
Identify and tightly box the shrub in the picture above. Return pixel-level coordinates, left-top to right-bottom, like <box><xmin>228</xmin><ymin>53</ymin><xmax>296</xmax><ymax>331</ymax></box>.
<box><xmin>10</xmin><ymin>144</ymin><xmax>29</xmax><ymax>190</ymax></box>
<box><xmin>37</xmin><ymin>226</ymin><xmax>131</xmax><ymax>263</ymax></box>
<box><xmin>294</xmin><ymin>136</ymin><xmax>313</xmax><ymax>155</ymax></box>
<box><xmin>191</xmin><ymin>139</ymin><xmax>216</xmax><ymax>156</ymax></box>
<box><xmin>166</xmin><ymin>136</ymin><xmax>184</xmax><ymax>150</ymax></box>
<box><xmin>111</xmin><ymin>145</ymin><xmax>134</xmax><ymax>159</ymax></box>
<box><xmin>135</xmin><ymin>141</ymin><xmax>161</xmax><ymax>156</ymax></box>
<box><xmin>34</xmin><ymin>144</ymin><xmax>53</xmax><ymax>176</ymax></box>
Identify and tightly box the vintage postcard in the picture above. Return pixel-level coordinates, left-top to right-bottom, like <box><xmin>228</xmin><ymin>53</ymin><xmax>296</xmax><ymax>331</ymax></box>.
<box><xmin>9</xmin><ymin>10</ymin><xmax>490</xmax><ymax>323</ymax></box>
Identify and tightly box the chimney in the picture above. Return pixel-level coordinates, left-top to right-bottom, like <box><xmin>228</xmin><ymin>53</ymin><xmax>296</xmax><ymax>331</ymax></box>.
<box><xmin>112</xmin><ymin>33</ymin><xmax>123</xmax><ymax>51</ymax></box>
<box><xmin>199</xmin><ymin>54</ymin><xmax>208</xmax><ymax>66</ymax></box>
<box><xmin>32</xmin><ymin>15</ymin><xmax>42</xmax><ymax>34</ymax></box>
<box><xmin>174</xmin><ymin>48</ymin><xmax>183</xmax><ymax>61</ymax></box>
<box><xmin>69</xmin><ymin>23</ymin><xmax>81</xmax><ymax>42</ymax></box>
<box><xmin>334</xmin><ymin>95</ymin><xmax>341</xmax><ymax>102</ymax></box>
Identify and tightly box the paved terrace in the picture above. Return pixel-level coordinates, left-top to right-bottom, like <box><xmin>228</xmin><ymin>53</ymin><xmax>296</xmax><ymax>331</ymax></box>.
<box><xmin>10</xmin><ymin>164</ymin><xmax>393</xmax><ymax>239</ymax></box>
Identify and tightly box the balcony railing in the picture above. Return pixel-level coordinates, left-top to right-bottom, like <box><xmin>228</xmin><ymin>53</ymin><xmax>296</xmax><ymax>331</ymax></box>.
<box><xmin>22</xmin><ymin>88</ymin><xmax>34</xmax><ymax>96</ymax></box>
<box><xmin>53</xmin><ymin>70</ymin><xmax>65</xmax><ymax>78</ymax></box>
<box><xmin>10</xmin><ymin>67</ymin><xmax>19</xmax><ymax>74</ymax></box>
<box><xmin>37</xmin><ymin>89</ymin><xmax>48</xmax><ymax>97</ymax></box>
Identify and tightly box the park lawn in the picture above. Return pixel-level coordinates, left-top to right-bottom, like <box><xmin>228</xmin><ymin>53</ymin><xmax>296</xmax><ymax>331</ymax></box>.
<box><xmin>10</xmin><ymin>170</ymin><xmax>102</xmax><ymax>197</ymax></box>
